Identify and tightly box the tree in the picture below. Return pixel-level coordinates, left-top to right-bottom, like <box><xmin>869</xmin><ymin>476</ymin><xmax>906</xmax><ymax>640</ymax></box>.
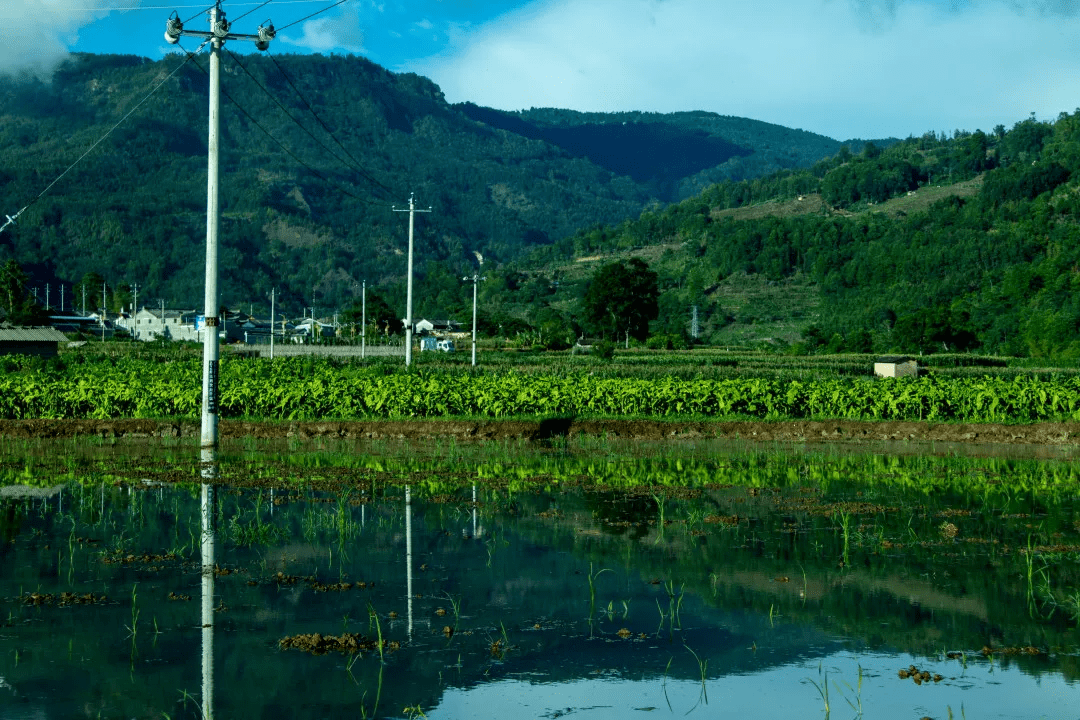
<box><xmin>342</xmin><ymin>290</ymin><xmax>399</xmax><ymax>338</ymax></box>
<box><xmin>72</xmin><ymin>272</ymin><xmax>106</xmax><ymax>315</ymax></box>
<box><xmin>0</xmin><ymin>260</ymin><xmax>47</xmax><ymax>325</ymax></box>
<box><xmin>581</xmin><ymin>258</ymin><xmax>659</xmax><ymax>342</ymax></box>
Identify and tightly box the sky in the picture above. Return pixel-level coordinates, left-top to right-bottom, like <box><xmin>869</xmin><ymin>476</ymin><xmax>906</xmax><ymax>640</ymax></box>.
<box><xmin>1</xmin><ymin>0</ymin><xmax>1079</xmax><ymax>140</ymax></box>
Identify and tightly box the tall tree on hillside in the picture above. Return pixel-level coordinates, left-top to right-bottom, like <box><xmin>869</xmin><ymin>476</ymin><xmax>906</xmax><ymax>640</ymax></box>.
<box><xmin>0</xmin><ymin>259</ymin><xmax>47</xmax><ymax>325</ymax></box>
<box><xmin>582</xmin><ymin>258</ymin><xmax>659</xmax><ymax>343</ymax></box>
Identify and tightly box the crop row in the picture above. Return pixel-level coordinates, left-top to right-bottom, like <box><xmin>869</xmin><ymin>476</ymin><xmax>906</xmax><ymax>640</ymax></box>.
<box><xmin>1</xmin><ymin>357</ymin><xmax>1079</xmax><ymax>423</ymax></box>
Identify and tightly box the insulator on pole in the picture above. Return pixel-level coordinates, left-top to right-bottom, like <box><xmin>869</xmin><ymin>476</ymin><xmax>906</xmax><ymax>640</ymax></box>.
<box><xmin>213</xmin><ymin>14</ymin><xmax>230</xmax><ymax>38</ymax></box>
<box><xmin>256</xmin><ymin>22</ymin><xmax>276</xmax><ymax>51</ymax></box>
<box><xmin>165</xmin><ymin>13</ymin><xmax>182</xmax><ymax>44</ymax></box>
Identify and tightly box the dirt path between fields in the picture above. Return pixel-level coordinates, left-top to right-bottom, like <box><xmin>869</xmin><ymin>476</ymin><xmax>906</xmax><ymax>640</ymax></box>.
<box><xmin>0</xmin><ymin>418</ymin><xmax>1076</xmax><ymax>449</ymax></box>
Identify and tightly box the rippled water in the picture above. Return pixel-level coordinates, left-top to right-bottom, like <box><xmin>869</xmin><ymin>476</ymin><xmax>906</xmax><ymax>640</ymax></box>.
<box><xmin>1</xmin><ymin>437</ymin><xmax>1078</xmax><ymax>719</ymax></box>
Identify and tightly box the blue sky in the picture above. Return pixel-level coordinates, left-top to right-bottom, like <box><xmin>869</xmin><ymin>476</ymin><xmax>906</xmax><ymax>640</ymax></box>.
<box><xmin>3</xmin><ymin>0</ymin><xmax>1080</xmax><ymax>140</ymax></box>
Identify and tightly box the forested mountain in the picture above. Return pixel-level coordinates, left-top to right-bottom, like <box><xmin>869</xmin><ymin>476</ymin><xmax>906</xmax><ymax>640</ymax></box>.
<box><xmin>484</xmin><ymin>113</ymin><xmax>1080</xmax><ymax>358</ymax></box>
<box><xmin>455</xmin><ymin>105</ymin><xmax>848</xmax><ymax>201</ymax></box>
<box><xmin>0</xmin><ymin>52</ymin><xmax>842</xmax><ymax>318</ymax></box>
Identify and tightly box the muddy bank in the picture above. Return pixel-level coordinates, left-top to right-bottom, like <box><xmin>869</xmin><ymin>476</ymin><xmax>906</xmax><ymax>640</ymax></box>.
<box><xmin>0</xmin><ymin>417</ymin><xmax>1076</xmax><ymax>446</ymax></box>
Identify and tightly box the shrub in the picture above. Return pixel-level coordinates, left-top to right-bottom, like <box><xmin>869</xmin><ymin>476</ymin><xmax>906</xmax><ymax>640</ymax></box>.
<box><xmin>593</xmin><ymin>340</ymin><xmax>616</xmax><ymax>361</ymax></box>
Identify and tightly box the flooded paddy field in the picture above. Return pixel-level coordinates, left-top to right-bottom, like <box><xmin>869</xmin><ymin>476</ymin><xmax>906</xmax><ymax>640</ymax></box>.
<box><xmin>1</xmin><ymin>436</ymin><xmax>1079</xmax><ymax>719</ymax></box>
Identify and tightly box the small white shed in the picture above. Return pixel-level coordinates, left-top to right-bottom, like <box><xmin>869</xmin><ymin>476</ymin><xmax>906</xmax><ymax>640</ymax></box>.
<box><xmin>874</xmin><ymin>356</ymin><xmax>918</xmax><ymax>378</ymax></box>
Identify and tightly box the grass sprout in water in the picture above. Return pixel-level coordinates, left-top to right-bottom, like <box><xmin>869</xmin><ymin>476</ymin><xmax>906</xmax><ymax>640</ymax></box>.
<box><xmin>587</xmin><ymin>563</ymin><xmax>612</xmax><ymax>618</ymax></box>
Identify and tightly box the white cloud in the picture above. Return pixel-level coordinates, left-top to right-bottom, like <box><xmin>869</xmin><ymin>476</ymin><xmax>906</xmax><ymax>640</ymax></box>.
<box><xmin>281</xmin><ymin>5</ymin><xmax>365</xmax><ymax>54</ymax></box>
<box><xmin>406</xmin><ymin>0</ymin><xmax>1080</xmax><ymax>139</ymax></box>
<box><xmin>0</xmin><ymin>0</ymin><xmax>130</xmax><ymax>75</ymax></box>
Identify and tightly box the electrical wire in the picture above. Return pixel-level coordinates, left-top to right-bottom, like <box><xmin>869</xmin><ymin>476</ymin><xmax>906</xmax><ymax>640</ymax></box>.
<box><xmin>70</xmin><ymin>1</ymin><xmax>331</xmax><ymax>10</ymax></box>
<box><xmin>276</xmin><ymin>0</ymin><xmax>352</xmax><ymax>32</ymax></box>
<box><xmin>183</xmin><ymin>3</ymin><xmax>218</xmax><ymax>24</ymax></box>
<box><xmin>178</xmin><ymin>40</ymin><xmax>390</xmax><ymax>209</ymax></box>
<box><xmin>224</xmin><ymin>49</ymin><xmax>395</xmax><ymax>199</ymax></box>
<box><xmin>229</xmin><ymin>0</ymin><xmax>273</xmax><ymax>24</ymax></box>
<box><xmin>263</xmin><ymin>50</ymin><xmax>399</xmax><ymax>197</ymax></box>
<box><xmin>0</xmin><ymin>41</ymin><xmax>209</xmax><ymax>237</ymax></box>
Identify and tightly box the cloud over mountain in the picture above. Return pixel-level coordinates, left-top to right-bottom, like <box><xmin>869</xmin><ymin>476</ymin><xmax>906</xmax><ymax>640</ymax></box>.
<box><xmin>407</xmin><ymin>0</ymin><xmax>1080</xmax><ymax>139</ymax></box>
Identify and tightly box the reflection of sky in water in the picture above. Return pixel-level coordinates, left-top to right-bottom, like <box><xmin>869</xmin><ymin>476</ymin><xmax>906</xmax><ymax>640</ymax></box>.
<box><xmin>432</xmin><ymin>651</ymin><xmax>1080</xmax><ymax>720</ymax></box>
<box><xmin>3</xmin><ymin>445</ymin><xmax>1080</xmax><ymax>718</ymax></box>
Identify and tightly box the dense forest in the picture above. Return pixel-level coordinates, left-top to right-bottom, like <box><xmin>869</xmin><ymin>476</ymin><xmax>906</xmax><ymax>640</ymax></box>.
<box><xmin>0</xmin><ymin>52</ymin><xmax>842</xmax><ymax>320</ymax></box>
<box><xmin>5</xmin><ymin>53</ymin><xmax>1078</xmax><ymax>359</ymax></box>
<box><xmin>485</xmin><ymin>112</ymin><xmax>1080</xmax><ymax>358</ymax></box>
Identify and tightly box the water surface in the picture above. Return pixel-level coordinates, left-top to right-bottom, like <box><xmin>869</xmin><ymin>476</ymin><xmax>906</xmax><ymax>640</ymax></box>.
<box><xmin>1</xmin><ymin>438</ymin><xmax>1078</xmax><ymax>719</ymax></box>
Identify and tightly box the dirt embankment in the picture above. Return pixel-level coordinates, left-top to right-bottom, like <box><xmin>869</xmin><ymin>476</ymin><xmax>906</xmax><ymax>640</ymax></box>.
<box><xmin>0</xmin><ymin>418</ymin><xmax>1076</xmax><ymax>447</ymax></box>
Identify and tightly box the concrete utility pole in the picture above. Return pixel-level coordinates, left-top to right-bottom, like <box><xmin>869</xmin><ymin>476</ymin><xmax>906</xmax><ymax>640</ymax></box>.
<box><xmin>45</xmin><ymin>284</ymin><xmax>49</xmax><ymax>311</ymax></box>
<box><xmin>132</xmin><ymin>283</ymin><xmax>139</xmax><ymax>340</ymax></box>
<box><xmin>463</xmin><ymin>252</ymin><xmax>485</xmax><ymax>367</ymax></box>
<box><xmin>269</xmin><ymin>288</ymin><xmax>275</xmax><ymax>360</ymax></box>
<box><xmin>60</xmin><ymin>284</ymin><xmax>64</xmax><ymax>313</ymax></box>
<box><xmin>165</xmin><ymin>2</ymin><xmax>275</xmax><ymax>449</ymax></box>
<box><xmin>361</xmin><ymin>280</ymin><xmax>366</xmax><ymax>359</ymax></box>
<box><xmin>393</xmin><ymin>193</ymin><xmax>431</xmax><ymax>367</ymax></box>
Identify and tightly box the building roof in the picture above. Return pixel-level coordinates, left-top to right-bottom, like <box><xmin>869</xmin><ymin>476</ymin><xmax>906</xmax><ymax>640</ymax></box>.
<box><xmin>0</xmin><ymin>325</ymin><xmax>70</xmax><ymax>342</ymax></box>
<box><xmin>137</xmin><ymin>308</ymin><xmax>193</xmax><ymax>320</ymax></box>
<box><xmin>875</xmin><ymin>356</ymin><xmax>915</xmax><ymax>364</ymax></box>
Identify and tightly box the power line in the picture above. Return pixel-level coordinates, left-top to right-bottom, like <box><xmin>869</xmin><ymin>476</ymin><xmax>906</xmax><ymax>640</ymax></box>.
<box><xmin>182</xmin><ymin>3</ymin><xmax>218</xmax><ymax>24</ymax></box>
<box><xmin>178</xmin><ymin>40</ymin><xmax>389</xmax><ymax>209</ymax></box>
<box><xmin>0</xmin><ymin>41</ymin><xmax>208</xmax><ymax>237</ymax></box>
<box><xmin>71</xmin><ymin>1</ymin><xmax>334</xmax><ymax>10</ymax></box>
<box><xmin>230</xmin><ymin>0</ymin><xmax>273</xmax><ymax>24</ymax></box>
<box><xmin>225</xmin><ymin>49</ymin><xmax>394</xmax><ymax>198</ymax></box>
<box><xmin>276</xmin><ymin>0</ymin><xmax>352</xmax><ymax>32</ymax></box>
<box><xmin>267</xmin><ymin>51</ymin><xmax>397</xmax><ymax>197</ymax></box>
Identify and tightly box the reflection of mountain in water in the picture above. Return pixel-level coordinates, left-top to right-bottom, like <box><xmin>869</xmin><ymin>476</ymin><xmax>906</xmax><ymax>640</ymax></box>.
<box><xmin>0</xmin><ymin>444</ymin><xmax>1078</xmax><ymax>718</ymax></box>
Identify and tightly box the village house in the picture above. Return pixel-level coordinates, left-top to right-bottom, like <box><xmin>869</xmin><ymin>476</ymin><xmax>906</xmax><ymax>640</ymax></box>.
<box><xmin>290</xmin><ymin>318</ymin><xmax>336</xmax><ymax>343</ymax></box>
<box><xmin>131</xmin><ymin>308</ymin><xmax>196</xmax><ymax>341</ymax></box>
<box><xmin>874</xmin><ymin>356</ymin><xmax>919</xmax><ymax>378</ymax></box>
<box><xmin>411</xmin><ymin>318</ymin><xmax>461</xmax><ymax>335</ymax></box>
<box><xmin>0</xmin><ymin>324</ymin><xmax>71</xmax><ymax>358</ymax></box>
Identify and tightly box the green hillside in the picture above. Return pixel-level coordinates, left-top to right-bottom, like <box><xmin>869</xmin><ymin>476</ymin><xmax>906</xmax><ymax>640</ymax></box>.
<box><xmin>0</xmin><ymin>52</ymin><xmax>842</xmax><ymax>318</ymax></box>
<box><xmin>481</xmin><ymin>115</ymin><xmax>1080</xmax><ymax>358</ymax></box>
<box><xmin>456</xmin><ymin>105</ymin><xmax>848</xmax><ymax>200</ymax></box>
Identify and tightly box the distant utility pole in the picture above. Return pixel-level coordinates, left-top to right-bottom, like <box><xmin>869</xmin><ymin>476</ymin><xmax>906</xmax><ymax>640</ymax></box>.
<box><xmin>60</xmin><ymin>284</ymin><xmax>64</xmax><ymax>313</ymax></box>
<box><xmin>132</xmin><ymin>283</ymin><xmax>139</xmax><ymax>340</ymax></box>
<box><xmin>45</xmin><ymin>284</ymin><xmax>50</xmax><ymax>311</ymax></box>
<box><xmin>393</xmin><ymin>193</ymin><xmax>432</xmax><ymax>367</ymax></box>
<box><xmin>361</xmin><ymin>280</ymin><xmax>366</xmax><ymax>360</ymax></box>
<box><xmin>463</xmin><ymin>252</ymin><xmax>485</xmax><ymax>367</ymax></box>
<box><xmin>81</xmin><ymin>285</ymin><xmax>86</xmax><ymax>316</ymax></box>
<box><xmin>691</xmin><ymin>305</ymin><xmax>699</xmax><ymax>340</ymax></box>
<box><xmin>165</xmin><ymin>2</ymin><xmax>275</xmax><ymax>450</ymax></box>
<box><xmin>269</xmin><ymin>288</ymin><xmax>275</xmax><ymax>360</ymax></box>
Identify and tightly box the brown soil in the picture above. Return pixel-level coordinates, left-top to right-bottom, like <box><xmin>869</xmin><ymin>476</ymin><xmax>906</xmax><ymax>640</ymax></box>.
<box><xmin>0</xmin><ymin>417</ymin><xmax>1077</xmax><ymax>447</ymax></box>
<box><xmin>278</xmin><ymin>632</ymin><xmax>386</xmax><ymax>655</ymax></box>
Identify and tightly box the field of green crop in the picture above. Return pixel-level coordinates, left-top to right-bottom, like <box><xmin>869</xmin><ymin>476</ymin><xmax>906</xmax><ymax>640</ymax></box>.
<box><xmin>2</xmin><ymin>348</ymin><xmax>1079</xmax><ymax>423</ymax></box>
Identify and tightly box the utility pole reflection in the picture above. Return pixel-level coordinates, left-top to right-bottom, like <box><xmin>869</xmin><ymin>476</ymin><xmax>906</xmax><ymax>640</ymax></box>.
<box><xmin>405</xmin><ymin>485</ymin><xmax>413</xmax><ymax>641</ymax></box>
<box><xmin>472</xmin><ymin>484</ymin><xmax>478</xmax><ymax>539</ymax></box>
<box><xmin>200</xmin><ymin>448</ymin><xmax>218</xmax><ymax>720</ymax></box>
